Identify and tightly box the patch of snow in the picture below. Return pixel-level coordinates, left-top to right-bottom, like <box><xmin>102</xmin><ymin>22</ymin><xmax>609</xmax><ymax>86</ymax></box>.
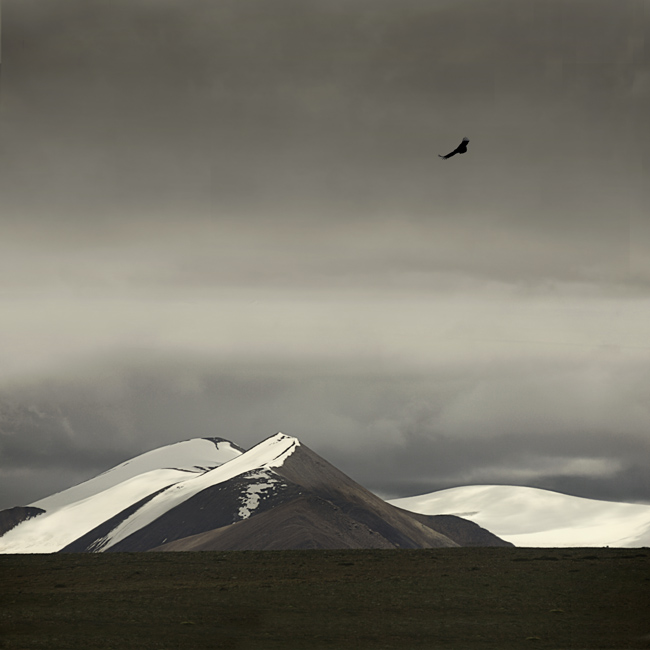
<box><xmin>237</xmin><ymin>471</ymin><xmax>279</xmax><ymax>519</ymax></box>
<box><xmin>388</xmin><ymin>485</ymin><xmax>650</xmax><ymax>548</ymax></box>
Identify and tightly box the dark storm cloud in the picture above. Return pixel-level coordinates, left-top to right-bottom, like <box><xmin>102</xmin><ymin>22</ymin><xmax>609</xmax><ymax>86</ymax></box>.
<box><xmin>1</xmin><ymin>352</ymin><xmax>649</xmax><ymax>509</ymax></box>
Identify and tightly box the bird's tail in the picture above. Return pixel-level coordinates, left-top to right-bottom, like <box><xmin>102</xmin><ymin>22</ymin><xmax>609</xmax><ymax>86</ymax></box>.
<box><xmin>438</xmin><ymin>155</ymin><xmax>446</xmax><ymax>159</ymax></box>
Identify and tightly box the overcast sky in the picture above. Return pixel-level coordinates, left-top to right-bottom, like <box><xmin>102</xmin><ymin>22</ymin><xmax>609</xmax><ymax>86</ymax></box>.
<box><xmin>1</xmin><ymin>0</ymin><xmax>649</xmax><ymax>511</ymax></box>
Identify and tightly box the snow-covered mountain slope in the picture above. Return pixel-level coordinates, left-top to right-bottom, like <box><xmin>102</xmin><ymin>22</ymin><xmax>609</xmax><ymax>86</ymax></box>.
<box><xmin>32</xmin><ymin>437</ymin><xmax>243</xmax><ymax>512</ymax></box>
<box><xmin>389</xmin><ymin>485</ymin><xmax>650</xmax><ymax>548</ymax></box>
<box><xmin>0</xmin><ymin>437</ymin><xmax>244</xmax><ymax>554</ymax></box>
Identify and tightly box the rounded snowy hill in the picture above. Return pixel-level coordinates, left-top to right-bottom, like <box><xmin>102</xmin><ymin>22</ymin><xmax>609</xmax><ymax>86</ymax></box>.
<box><xmin>389</xmin><ymin>485</ymin><xmax>650</xmax><ymax>548</ymax></box>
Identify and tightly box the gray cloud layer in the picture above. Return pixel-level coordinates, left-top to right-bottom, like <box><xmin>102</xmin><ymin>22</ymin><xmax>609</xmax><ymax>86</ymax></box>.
<box><xmin>1</xmin><ymin>352</ymin><xmax>649</xmax><ymax>509</ymax></box>
<box><xmin>1</xmin><ymin>0</ymin><xmax>649</xmax><ymax>509</ymax></box>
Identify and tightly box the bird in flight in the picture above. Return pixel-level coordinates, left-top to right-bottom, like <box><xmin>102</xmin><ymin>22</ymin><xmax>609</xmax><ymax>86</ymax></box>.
<box><xmin>439</xmin><ymin>137</ymin><xmax>470</xmax><ymax>160</ymax></box>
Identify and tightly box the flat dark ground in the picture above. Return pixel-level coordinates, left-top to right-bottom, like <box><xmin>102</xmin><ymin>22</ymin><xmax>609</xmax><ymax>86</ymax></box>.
<box><xmin>1</xmin><ymin>548</ymin><xmax>649</xmax><ymax>650</ymax></box>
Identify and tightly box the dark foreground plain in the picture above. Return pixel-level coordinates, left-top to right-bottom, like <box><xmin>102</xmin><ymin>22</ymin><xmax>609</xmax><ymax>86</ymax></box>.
<box><xmin>1</xmin><ymin>548</ymin><xmax>649</xmax><ymax>649</ymax></box>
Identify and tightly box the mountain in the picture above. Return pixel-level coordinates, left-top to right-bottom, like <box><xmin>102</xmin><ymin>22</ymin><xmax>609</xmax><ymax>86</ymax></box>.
<box><xmin>389</xmin><ymin>485</ymin><xmax>650</xmax><ymax>548</ymax></box>
<box><xmin>0</xmin><ymin>433</ymin><xmax>510</xmax><ymax>553</ymax></box>
<box><xmin>148</xmin><ymin>439</ymin><xmax>492</xmax><ymax>552</ymax></box>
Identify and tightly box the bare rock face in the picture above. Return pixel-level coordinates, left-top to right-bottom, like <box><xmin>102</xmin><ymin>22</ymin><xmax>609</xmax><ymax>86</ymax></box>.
<box><xmin>0</xmin><ymin>506</ymin><xmax>45</xmax><ymax>537</ymax></box>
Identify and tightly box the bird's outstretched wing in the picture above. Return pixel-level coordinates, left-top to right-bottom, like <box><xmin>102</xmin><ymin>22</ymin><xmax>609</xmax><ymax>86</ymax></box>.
<box><xmin>439</xmin><ymin>137</ymin><xmax>470</xmax><ymax>160</ymax></box>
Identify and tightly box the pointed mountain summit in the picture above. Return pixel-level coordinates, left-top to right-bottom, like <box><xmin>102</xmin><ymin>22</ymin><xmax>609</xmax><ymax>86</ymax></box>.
<box><xmin>0</xmin><ymin>434</ymin><xmax>510</xmax><ymax>552</ymax></box>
